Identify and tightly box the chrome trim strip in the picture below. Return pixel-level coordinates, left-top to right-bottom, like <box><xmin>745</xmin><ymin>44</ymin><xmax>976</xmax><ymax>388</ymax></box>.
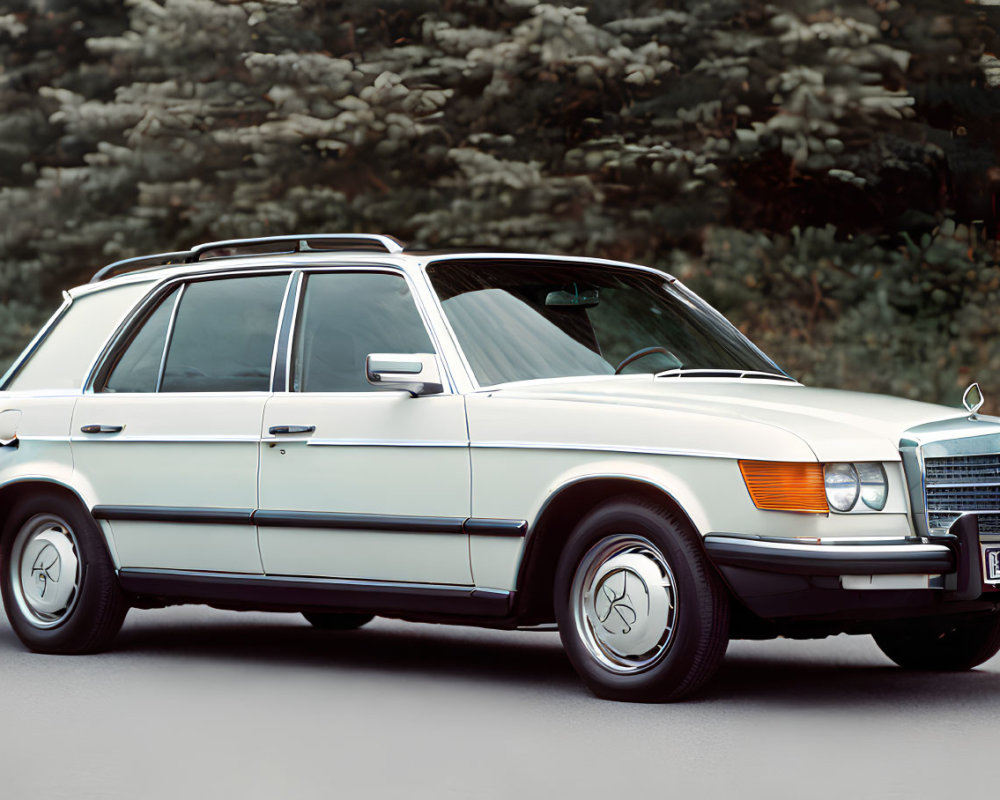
<box><xmin>472</xmin><ymin>441</ymin><xmax>738</xmax><ymax>459</ymax></box>
<box><xmin>703</xmin><ymin>536</ymin><xmax>952</xmax><ymax>556</ymax></box>
<box><xmin>925</xmin><ymin>481</ymin><xmax>1000</xmax><ymax>489</ymax></box>
<box><xmin>69</xmin><ymin>434</ymin><xmax>261</xmax><ymax>444</ymax></box>
<box><xmin>155</xmin><ymin>284</ymin><xmax>185</xmax><ymax>393</ymax></box>
<box><xmin>704</xmin><ymin>535</ymin><xmax>955</xmax><ymax>576</ymax></box>
<box><xmin>283</xmin><ymin>270</ymin><xmax>305</xmax><ymax>392</ymax></box>
<box><xmin>305</xmin><ymin>438</ymin><xmax>468</xmax><ymax>448</ymax></box>
<box><xmin>268</xmin><ymin>272</ymin><xmax>297</xmax><ymax>393</ymax></box>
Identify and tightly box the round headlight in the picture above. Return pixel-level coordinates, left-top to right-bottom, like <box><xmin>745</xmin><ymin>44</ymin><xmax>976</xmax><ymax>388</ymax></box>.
<box><xmin>857</xmin><ymin>462</ymin><xmax>888</xmax><ymax>511</ymax></box>
<box><xmin>824</xmin><ymin>463</ymin><xmax>859</xmax><ymax>512</ymax></box>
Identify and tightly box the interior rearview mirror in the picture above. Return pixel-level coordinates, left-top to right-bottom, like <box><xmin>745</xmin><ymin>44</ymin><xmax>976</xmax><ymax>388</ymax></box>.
<box><xmin>545</xmin><ymin>287</ymin><xmax>599</xmax><ymax>308</ymax></box>
<box><xmin>366</xmin><ymin>354</ymin><xmax>444</xmax><ymax>397</ymax></box>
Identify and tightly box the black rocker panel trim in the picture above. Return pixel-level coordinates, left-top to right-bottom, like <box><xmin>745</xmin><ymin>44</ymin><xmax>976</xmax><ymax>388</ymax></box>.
<box><xmin>463</xmin><ymin>518</ymin><xmax>528</xmax><ymax>537</ymax></box>
<box><xmin>117</xmin><ymin>568</ymin><xmax>512</xmax><ymax>617</ymax></box>
<box><xmin>92</xmin><ymin>505</ymin><xmax>527</xmax><ymax>536</ymax></box>
<box><xmin>254</xmin><ymin>510</ymin><xmax>465</xmax><ymax>533</ymax></box>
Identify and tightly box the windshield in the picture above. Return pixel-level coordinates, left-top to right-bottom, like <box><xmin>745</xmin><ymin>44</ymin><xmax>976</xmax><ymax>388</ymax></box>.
<box><xmin>426</xmin><ymin>259</ymin><xmax>785</xmax><ymax>387</ymax></box>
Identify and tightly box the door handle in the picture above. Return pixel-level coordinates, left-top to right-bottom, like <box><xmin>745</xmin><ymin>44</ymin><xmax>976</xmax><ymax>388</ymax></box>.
<box><xmin>268</xmin><ymin>425</ymin><xmax>316</xmax><ymax>435</ymax></box>
<box><xmin>81</xmin><ymin>424</ymin><xmax>124</xmax><ymax>434</ymax></box>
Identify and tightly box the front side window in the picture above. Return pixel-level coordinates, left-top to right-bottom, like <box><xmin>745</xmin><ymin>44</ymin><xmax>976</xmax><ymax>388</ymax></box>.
<box><xmin>291</xmin><ymin>272</ymin><xmax>433</xmax><ymax>392</ymax></box>
<box><xmin>101</xmin><ymin>274</ymin><xmax>289</xmax><ymax>393</ymax></box>
<box><xmin>426</xmin><ymin>259</ymin><xmax>784</xmax><ymax>387</ymax></box>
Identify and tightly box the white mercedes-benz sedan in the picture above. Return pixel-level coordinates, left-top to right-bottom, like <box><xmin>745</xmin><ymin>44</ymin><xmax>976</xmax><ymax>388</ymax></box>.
<box><xmin>0</xmin><ymin>233</ymin><xmax>997</xmax><ymax>701</ymax></box>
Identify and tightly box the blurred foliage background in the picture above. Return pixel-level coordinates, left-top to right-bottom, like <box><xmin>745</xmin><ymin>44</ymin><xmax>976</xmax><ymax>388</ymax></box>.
<box><xmin>2</xmin><ymin>0</ymin><xmax>1000</xmax><ymax>407</ymax></box>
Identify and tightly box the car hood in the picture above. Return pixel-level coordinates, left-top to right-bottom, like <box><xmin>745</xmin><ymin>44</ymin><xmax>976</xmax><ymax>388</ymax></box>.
<box><xmin>486</xmin><ymin>376</ymin><xmax>975</xmax><ymax>461</ymax></box>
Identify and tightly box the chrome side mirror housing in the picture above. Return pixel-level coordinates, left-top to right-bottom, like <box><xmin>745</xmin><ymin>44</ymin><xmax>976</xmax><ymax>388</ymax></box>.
<box><xmin>366</xmin><ymin>353</ymin><xmax>444</xmax><ymax>397</ymax></box>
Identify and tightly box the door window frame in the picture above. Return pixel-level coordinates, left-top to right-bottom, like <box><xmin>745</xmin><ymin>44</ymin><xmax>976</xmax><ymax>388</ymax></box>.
<box><xmin>276</xmin><ymin>266</ymin><xmax>456</xmax><ymax>396</ymax></box>
<box><xmin>84</xmin><ymin>264</ymin><xmax>457</xmax><ymax>397</ymax></box>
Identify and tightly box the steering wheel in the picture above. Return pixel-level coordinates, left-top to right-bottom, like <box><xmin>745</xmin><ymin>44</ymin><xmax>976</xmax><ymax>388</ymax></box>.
<box><xmin>614</xmin><ymin>346</ymin><xmax>679</xmax><ymax>375</ymax></box>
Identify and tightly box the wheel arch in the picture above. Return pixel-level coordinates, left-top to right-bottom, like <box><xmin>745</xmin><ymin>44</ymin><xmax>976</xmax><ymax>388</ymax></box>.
<box><xmin>512</xmin><ymin>475</ymin><xmax>711</xmax><ymax>625</ymax></box>
<box><xmin>0</xmin><ymin>478</ymin><xmax>113</xmax><ymax>566</ymax></box>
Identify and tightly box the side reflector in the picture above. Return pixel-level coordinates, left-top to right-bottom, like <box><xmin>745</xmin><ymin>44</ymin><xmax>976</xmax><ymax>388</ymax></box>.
<box><xmin>739</xmin><ymin>461</ymin><xmax>829</xmax><ymax>513</ymax></box>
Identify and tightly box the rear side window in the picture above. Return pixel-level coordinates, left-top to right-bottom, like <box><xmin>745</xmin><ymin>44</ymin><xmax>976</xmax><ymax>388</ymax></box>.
<box><xmin>103</xmin><ymin>287</ymin><xmax>180</xmax><ymax>393</ymax></box>
<box><xmin>160</xmin><ymin>275</ymin><xmax>288</xmax><ymax>392</ymax></box>
<box><xmin>292</xmin><ymin>272</ymin><xmax>433</xmax><ymax>392</ymax></box>
<box><xmin>98</xmin><ymin>274</ymin><xmax>289</xmax><ymax>393</ymax></box>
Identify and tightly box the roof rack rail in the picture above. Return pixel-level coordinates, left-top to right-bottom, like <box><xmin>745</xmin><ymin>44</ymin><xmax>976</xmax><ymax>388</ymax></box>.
<box><xmin>89</xmin><ymin>234</ymin><xmax>406</xmax><ymax>283</ymax></box>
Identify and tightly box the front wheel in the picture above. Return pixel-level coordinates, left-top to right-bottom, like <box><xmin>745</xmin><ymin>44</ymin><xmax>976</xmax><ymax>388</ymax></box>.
<box><xmin>873</xmin><ymin>614</ymin><xmax>1000</xmax><ymax>671</ymax></box>
<box><xmin>0</xmin><ymin>493</ymin><xmax>128</xmax><ymax>654</ymax></box>
<box><xmin>554</xmin><ymin>497</ymin><xmax>730</xmax><ymax>702</ymax></box>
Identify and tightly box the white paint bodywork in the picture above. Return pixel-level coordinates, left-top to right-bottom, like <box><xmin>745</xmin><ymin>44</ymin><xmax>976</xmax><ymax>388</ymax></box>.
<box><xmin>258</xmin><ymin>392</ymin><xmax>472</xmax><ymax>584</ymax></box>
<box><xmin>0</xmin><ymin>249</ymin><xmax>973</xmax><ymax>596</ymax></box>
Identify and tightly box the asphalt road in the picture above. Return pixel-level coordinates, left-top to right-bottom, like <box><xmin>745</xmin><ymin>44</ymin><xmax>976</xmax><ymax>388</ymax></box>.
<box><xmin>1</xmin><ymin>606</ymin><xmax>997</xmax><ymax>800</ymax></box>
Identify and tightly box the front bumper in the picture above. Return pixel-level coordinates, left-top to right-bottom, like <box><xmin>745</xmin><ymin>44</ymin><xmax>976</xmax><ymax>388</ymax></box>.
<box><xmin>704</xmin><ymin>516</ymin><xmax>993</xmax><ymax>621</ymax></box>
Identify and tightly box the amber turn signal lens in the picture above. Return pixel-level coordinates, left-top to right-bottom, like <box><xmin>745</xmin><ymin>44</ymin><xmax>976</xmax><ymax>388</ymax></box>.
<box><xmin>739</xmin><ymin>460</ymin><xmax>829</xmax><ymax>513</ymax></box>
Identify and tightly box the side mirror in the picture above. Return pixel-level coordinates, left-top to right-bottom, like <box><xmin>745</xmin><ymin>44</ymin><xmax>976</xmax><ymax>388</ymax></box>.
<box><xmin>366</xmin><ymin>354</ymin><xmax>444</xmax><ymax>397</ymax></box>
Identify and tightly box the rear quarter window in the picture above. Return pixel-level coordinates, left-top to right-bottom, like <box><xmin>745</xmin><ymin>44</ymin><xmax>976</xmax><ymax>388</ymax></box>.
<box><xmin>6</xmin><ymin>281</ymin><xmax>154</xmax><ymax>392</ymax></box>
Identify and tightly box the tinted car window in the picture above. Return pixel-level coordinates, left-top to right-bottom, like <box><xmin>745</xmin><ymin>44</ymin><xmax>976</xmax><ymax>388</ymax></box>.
<box><xmin>292</xmin><ymin>272</ymin><xmax>433</xmax><ymax>392</ymax></box>
<box><xmin>103</xmin><ymin>287</ymin><xmax>180</xmax><ymax>393</ymax></box>
<box><xmin>160</xmin><ymin>275</ymin><xmax>288</xmax><ymax>392</ymax></box>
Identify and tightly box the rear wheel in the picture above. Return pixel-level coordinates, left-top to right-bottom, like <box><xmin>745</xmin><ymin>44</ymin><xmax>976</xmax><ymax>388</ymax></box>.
<box><xmin>0</xmin><ymin>492</ymin><xmax>127</xmax><ymax>654</ymax></box>
<box><xmin>873</xmin><ymin>614</ymin><xmax>1000</xmax><ymax>671</ymax></box>
<box><xmin>554</xmin><ymin>497</ymin><xmax>729</xmax><ymax>702</ymax></box>
<box><xmin>302</xmin><ymin>612</ymin><xmax>374</xmax><ymax>631</ymax></box>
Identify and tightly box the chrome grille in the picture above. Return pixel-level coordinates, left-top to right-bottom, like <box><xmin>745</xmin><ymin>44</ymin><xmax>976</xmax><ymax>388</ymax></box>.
<box><xmin>925</xmin><ymin>453</ymin><xmax>1000</xmax><ymax>533</ymax></box>
<box><xmin>925</xmin><ymin>454</ymin><xmax>1000</xmax><ymax>484</ymax></box>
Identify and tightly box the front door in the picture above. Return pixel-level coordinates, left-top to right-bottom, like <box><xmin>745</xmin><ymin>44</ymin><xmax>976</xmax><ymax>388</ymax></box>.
<box><xmin>257</xmin><ymin>269</ymin><xmax>472</xmax><ymax>585</ymax></box>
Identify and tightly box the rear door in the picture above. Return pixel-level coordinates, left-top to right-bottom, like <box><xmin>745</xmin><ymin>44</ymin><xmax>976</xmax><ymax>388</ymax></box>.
<box><xmin>72</xmin><ymin>272</ymin><xmax>292</xmax><ymax>574</ymax></box>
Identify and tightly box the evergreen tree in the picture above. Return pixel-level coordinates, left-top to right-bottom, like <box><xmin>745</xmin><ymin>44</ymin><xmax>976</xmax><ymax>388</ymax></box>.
<box><xmin>2</xmin><ymin>0</ymin><xmax>999</xmax><ymax>404</ymax></box>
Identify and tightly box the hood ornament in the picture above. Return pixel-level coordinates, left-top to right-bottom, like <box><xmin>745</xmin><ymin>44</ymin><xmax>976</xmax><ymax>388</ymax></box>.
<box><xmin>963</xmin><ymin>383</ymin><xmax>985</xmax><ymax>416</ymax></box>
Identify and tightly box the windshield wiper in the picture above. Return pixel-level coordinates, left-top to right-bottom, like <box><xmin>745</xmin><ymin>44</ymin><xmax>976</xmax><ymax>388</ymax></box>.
<box><xmin>655</xmin><ymin>368</ymin><xmax>796</xmax><ymax>382</ymax></box>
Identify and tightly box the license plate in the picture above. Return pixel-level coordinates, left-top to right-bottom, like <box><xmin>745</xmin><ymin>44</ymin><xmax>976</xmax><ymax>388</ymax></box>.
<box><xmin>984</xmin><ymin>546</ymin><xmax>1000</xmax><ymax>583</ymax></box>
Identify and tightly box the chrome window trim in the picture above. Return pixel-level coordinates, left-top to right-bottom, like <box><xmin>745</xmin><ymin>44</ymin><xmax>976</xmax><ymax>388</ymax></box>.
<box><xmin>283</xmin><ymin>271</ymin><xmax>305</xmax><ymax>392</ymax></box>
<box><xmin>268</xmin><ymin>272</ymin><xmax>298</xmax><ymax>392</ymax></box>
<box><xmin>153</xmin><ymin>284</ymin><xmax>185</xmax><ymax>393</ymax></box>
<box><xmin>85</xmin><ymin>267</ymin><xmax>295</xmax><ymax>394</ymax></box>
<box><xmin>284</xmin><ymin>265</ymin><xmax>458</xmax><ymax>396</ymax></box>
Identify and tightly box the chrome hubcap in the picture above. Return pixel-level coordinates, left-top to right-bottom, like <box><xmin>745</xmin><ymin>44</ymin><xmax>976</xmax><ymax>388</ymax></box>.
<box><xmin>10</xmin><ymin>514</ymin><xmax>81</xmax><ymax>628</ymax></box>
<box><xmin>571</xmin><ymin>534</ymin><xmax>677</xmax><ymax>673</ymax></box>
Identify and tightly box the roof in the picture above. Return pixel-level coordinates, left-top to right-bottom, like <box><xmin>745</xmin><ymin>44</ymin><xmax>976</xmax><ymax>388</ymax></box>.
<box><xmin>73</xmin><ymin>232</ymin><xmax>669</xmax><ymax>298</ymax></box>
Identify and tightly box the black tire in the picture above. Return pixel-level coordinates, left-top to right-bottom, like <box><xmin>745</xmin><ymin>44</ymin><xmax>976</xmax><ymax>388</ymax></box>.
<box><xmin>302</xmin><ymin>612</ymin><xmax>374</xmax><ymax>631</ymax></box>
<box><xmin>554</xmin><ymin>496</ymin><xmax>729</xmax><ymax>702</ymax></box>
<box><xmin>0</xmin><ymin>492</ymin><xmax>127</xmax><ymax>654</ymax></box>
<box><xmin>873</xmin><ymin>614</ymin><xmax>1000</xmax><ymax>671</ymax></box>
